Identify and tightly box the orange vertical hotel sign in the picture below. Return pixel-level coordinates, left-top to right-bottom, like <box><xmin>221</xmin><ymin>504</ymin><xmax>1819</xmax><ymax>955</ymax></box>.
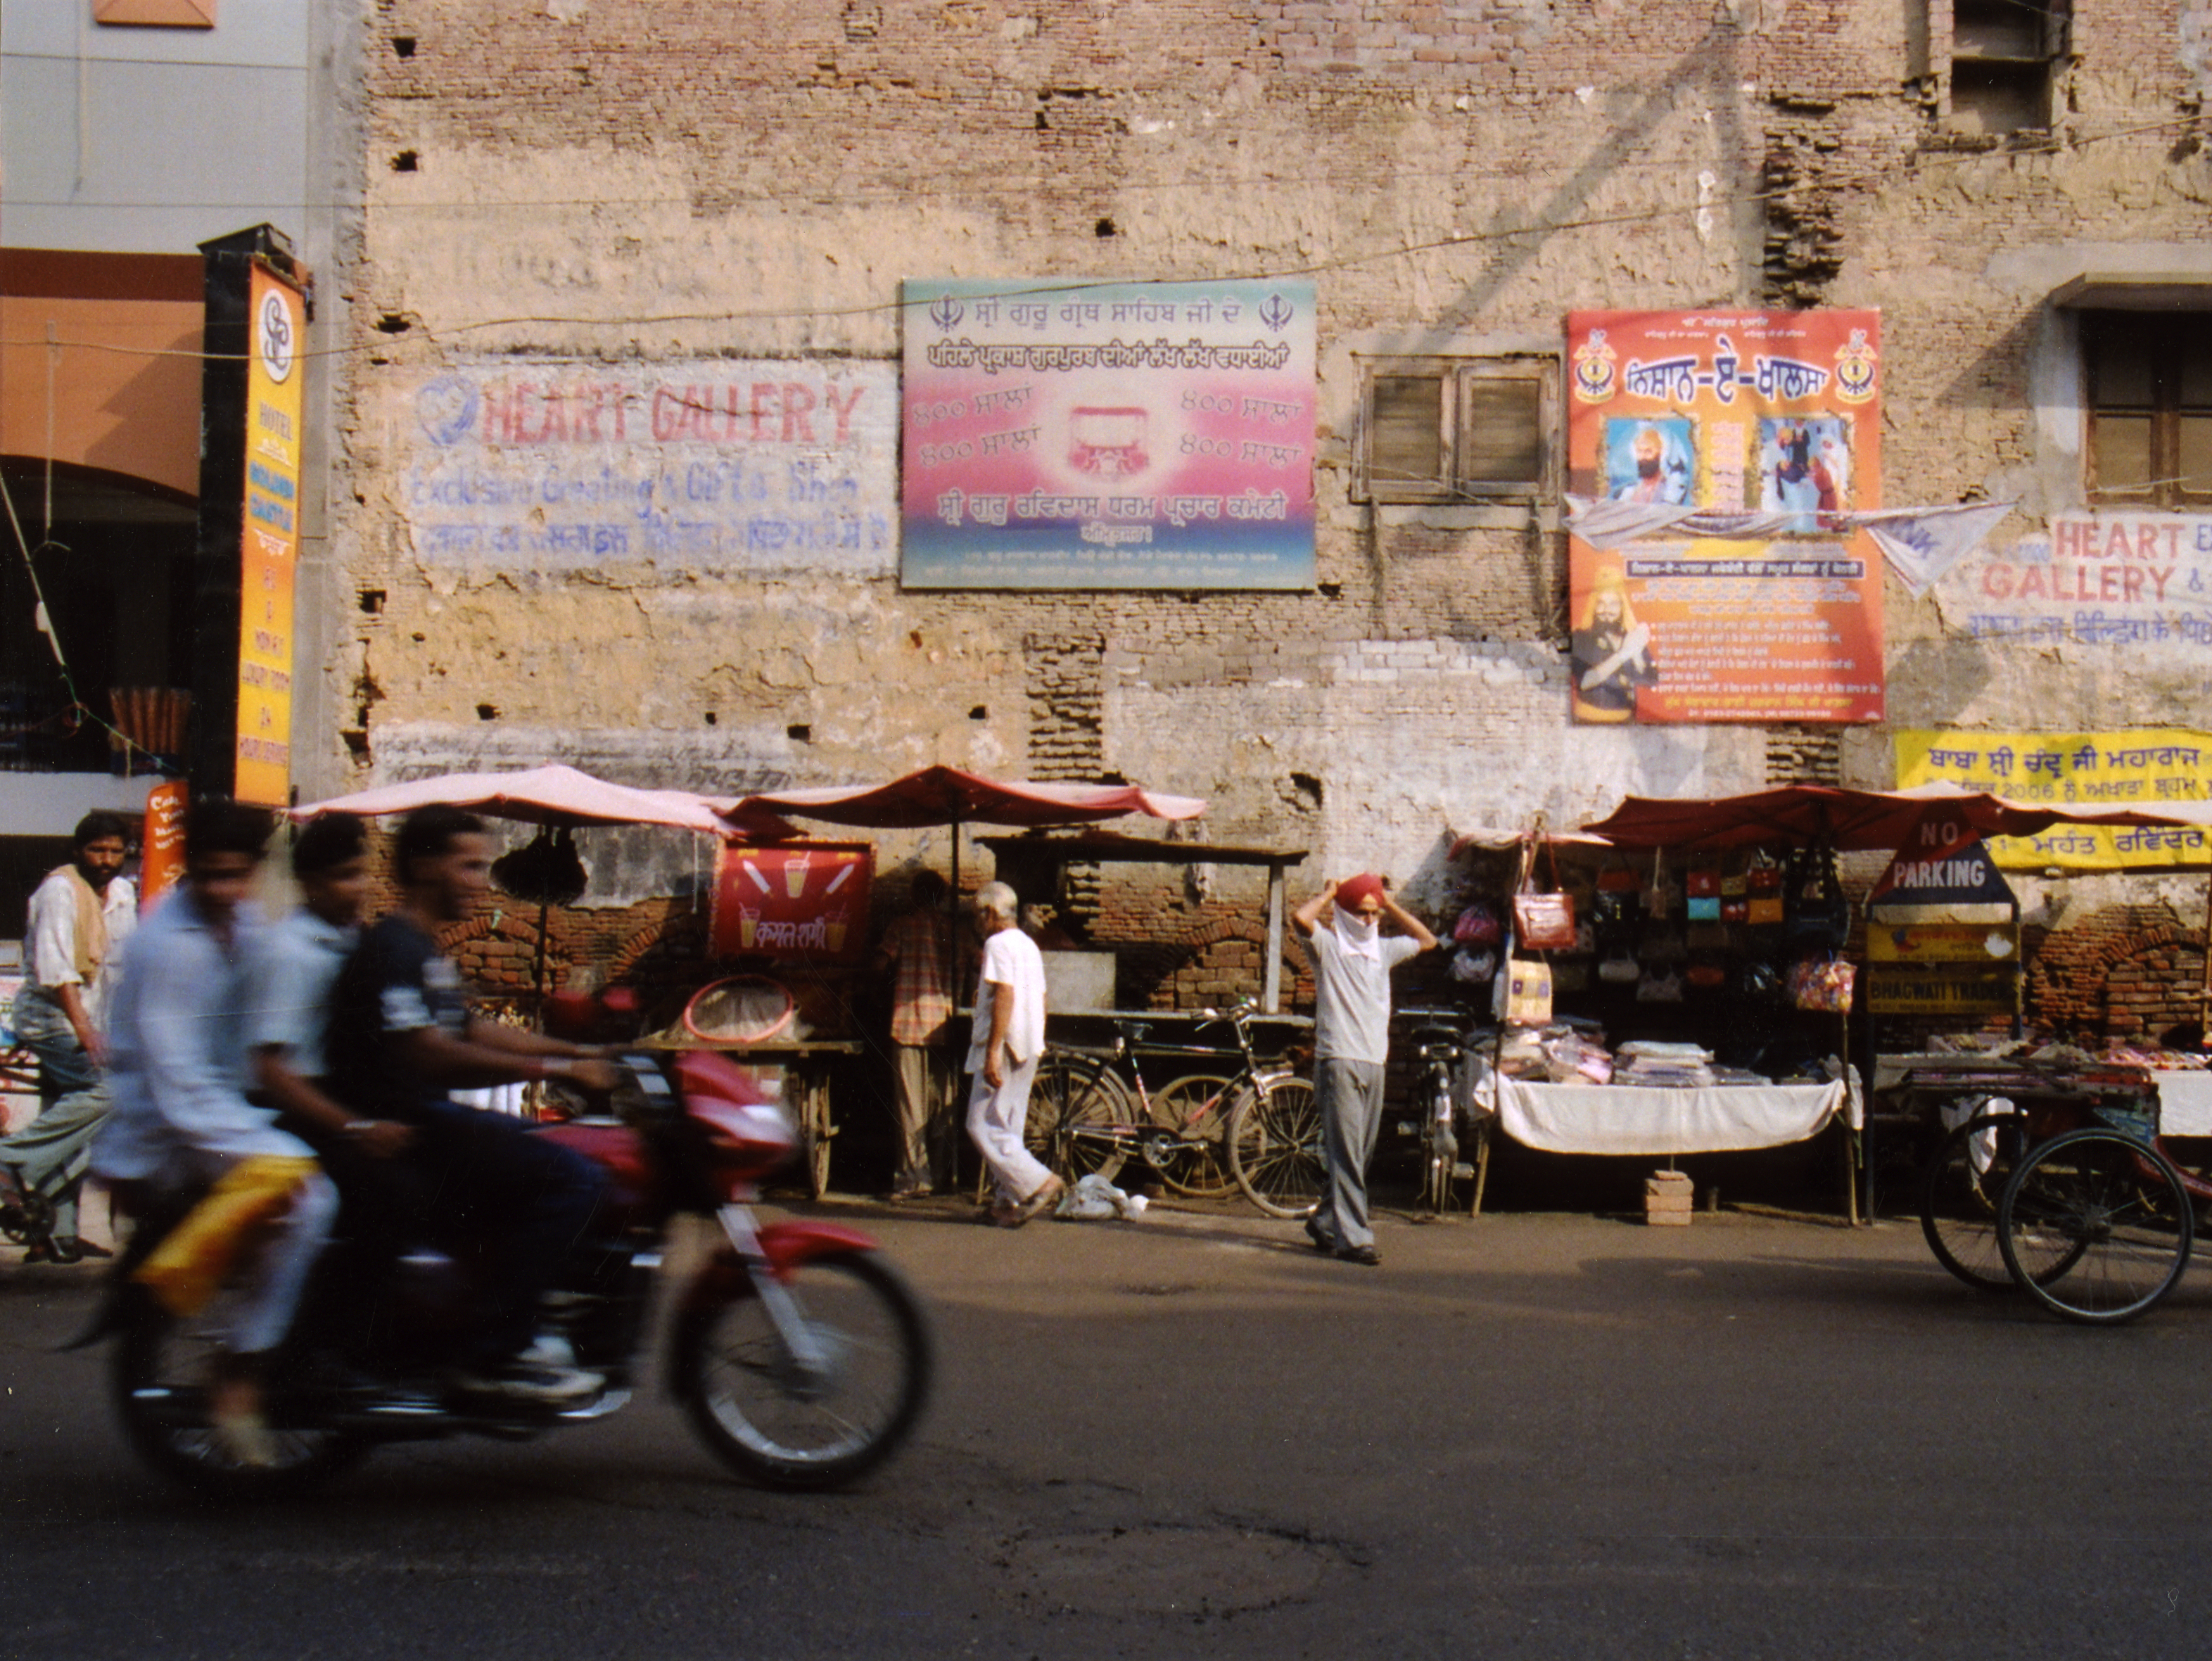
<box><xmin>236</xmin><ymin>262</ymin><xmax>304</xmax><ymax>806</ymax></box>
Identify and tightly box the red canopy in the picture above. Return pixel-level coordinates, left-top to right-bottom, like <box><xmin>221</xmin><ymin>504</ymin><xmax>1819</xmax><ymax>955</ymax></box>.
<box><xmin>298</xmin><ymin>763</ymin><xmax>796</xmax><ymax>839</ymax></box>
<box><xmin>727</xmin><ymin>765</ymin><xmax>1205</xmax><ymax>832</ymax></box>
<box><xmin>1579</xmin><ymin>783</ymin><xmax>2181</xmax><ymax>852</ymax></box>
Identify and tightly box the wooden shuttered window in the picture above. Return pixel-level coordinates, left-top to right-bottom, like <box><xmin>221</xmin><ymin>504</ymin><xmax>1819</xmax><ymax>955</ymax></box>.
<box><xmin>1356</xmin><ymin>358</ymin><xmax>1553</xmax><ymax>503</ymax></box>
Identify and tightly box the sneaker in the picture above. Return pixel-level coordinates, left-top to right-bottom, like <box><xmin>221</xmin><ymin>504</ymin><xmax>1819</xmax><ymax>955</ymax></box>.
<box><xmin>1333</xmin><ymin>1243</ymin><xmax>1381</xmax><ymax>1267</ymax></box>
<box><xmin>449</xmin><ymin>1356</ymin><xmax>605</xmax><ymax>1407</ymax></box>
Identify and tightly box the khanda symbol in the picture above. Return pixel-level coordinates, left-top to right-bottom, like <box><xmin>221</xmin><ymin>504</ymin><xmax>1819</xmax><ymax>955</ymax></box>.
<box><xmin>928</xmin><ymin>294</ymin><xmax>965</xmax><ymax>331</ymax></box>
<box><xmin>1258</xmin><ymin>292</ymin><xmax>1295</xmax><ymax>333</ymax></box>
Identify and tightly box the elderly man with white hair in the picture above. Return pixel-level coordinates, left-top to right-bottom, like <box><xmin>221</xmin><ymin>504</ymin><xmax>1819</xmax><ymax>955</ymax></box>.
<box><xmin>964</xmin><ymin>881</ymin><xmax>1063</xmax><ymax>1227</ymax></box>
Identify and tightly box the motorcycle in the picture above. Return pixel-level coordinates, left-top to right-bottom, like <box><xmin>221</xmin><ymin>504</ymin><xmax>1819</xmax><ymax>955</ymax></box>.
<box><xmin>100</xmin><ymin>1036</ymin><xmax>933</xmax><ymax>1500</ymax></box>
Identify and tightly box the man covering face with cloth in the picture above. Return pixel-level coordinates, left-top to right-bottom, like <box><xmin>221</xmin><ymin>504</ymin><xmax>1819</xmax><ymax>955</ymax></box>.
<box><xmin>1290</xmin><ymin>872</ymin><xmax>1436</xmax><ymax>1266</ymax></box>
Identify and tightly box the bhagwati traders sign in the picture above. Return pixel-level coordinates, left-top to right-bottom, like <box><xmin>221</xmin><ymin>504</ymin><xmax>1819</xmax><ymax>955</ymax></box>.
<box><xmin>1565</xmin><ymin>308</ymin><xmax>1883</xmax><ymax>724</ymax></box>
<box><xmin>1940</xmin><ymin>512</ymin><xmax>2212</xmax><ymax>651</ymax></box>
<box><xmin>1895</xmin><ymin>727</ymin><xmax>2212</xmax><ymax>870</ymax></box>
<box><xmin>900</xmin><ymin>277</ymin><xmax>1316</xmax><ymax>590</ymax></box>
<box><xmin>402</xmin><ymin>361</ymin><xmax>897</xmax><ymax>575</ymax></box>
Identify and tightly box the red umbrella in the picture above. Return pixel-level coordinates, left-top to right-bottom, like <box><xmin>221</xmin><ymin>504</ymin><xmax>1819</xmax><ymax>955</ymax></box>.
<box><xmin>298</xmin><ymin>763</ymin><xmax>796</xmax><ymax>839</ymax></box>
<box><xmin>296</xmin><ymin>764</ymin><xmax>799</xmax><ymax>1003</ymax></box>
<box><xmin>727</xmin><ymin>764</ymin><xmax>1206</xmax><ymax>907</ymax></box>
<box><xmin>1579</xmin><ymin>782</ymin><xmax>2182</xmax><ymax>852</ymax></box>
<box><xmin>730</xmin><ymin>765</ymin><xmax>1204</xmax><ymax>831</ymax></box>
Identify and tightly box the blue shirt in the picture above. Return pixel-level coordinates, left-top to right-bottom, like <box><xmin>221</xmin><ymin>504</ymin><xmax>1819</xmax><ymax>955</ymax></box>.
<box><xmin>248</xmin><ymin>908</ymin><xmax>357</xmax><ymax>1079</ymax></box>
<box><xmin>93</xmin><ymin>887</ymin><xmax>312</xmax><ymax>1183</ymax></box>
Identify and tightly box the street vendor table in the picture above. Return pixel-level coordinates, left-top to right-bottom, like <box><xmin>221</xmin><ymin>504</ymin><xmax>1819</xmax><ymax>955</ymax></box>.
<box><xmin>640</xmin><ymin>1038</ymin><xmax>865</xmax><ymax>1200</ymax></box>
<box><xmin>1461</xmin><ymin>1064</ymin><xmax>1861</xmax><ymax>1215</ymax></box>
<box><xmin>1470</xmin><ymin>1072</ymin><xmax>1855</xmax><ymax>1155</ymax></box>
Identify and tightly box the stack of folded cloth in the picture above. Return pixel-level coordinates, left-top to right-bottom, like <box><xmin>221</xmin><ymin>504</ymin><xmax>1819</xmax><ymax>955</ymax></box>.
<box><xmin>1613</xmin><ymin>1040</ymin><xmax>1715</xmax><ymax>1089</ymax></box>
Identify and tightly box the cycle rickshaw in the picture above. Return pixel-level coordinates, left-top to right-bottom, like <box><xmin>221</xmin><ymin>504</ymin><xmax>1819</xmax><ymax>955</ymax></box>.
<box><xmin>1917</xmin><ymin>1058</ymin><xmax>2204</xmax><ymax>1324</ymax></box>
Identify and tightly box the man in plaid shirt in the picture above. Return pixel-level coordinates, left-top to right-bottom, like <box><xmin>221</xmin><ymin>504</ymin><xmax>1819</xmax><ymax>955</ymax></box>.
<box><xmin>873</xmin><ymin>870</ymin><xmax>955</xmax><ymax>1199</ymax></box>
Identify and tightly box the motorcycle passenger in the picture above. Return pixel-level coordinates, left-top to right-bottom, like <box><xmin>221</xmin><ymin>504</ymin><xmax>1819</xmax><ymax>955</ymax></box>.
<box><xmin>322</xmin><ymin>805</ymin><xmax>616</xmax><ymax>1406</ymax></box>
<box><xmin>91</xmin><ymin>799</ymin><xmax>341</xmax><ymax>1465</ymax></box>
<box><xmin>248</xmin><ymin>812</ymin><xmax>421</xmax><ymax>1367</ymax></box>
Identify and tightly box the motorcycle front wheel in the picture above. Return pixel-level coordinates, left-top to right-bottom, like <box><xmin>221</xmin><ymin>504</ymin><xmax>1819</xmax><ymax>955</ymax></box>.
<box><xmin>677</xmin><ymin>1250</ymin><xmax>932</xmax><ymax>1491</ymax></box>
<box><xmin>113</xmin><ymin>1290</ymin><xmax>369</xmax><ymax>1501</ymax></box>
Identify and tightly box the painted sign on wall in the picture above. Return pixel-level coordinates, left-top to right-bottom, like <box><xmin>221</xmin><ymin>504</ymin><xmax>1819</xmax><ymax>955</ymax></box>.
<box><xmin>234</xmin><ymin>261</ymin><xmax>305</xmax><ymax>807</ymax></box>
<box><xmin>900</xmin><ymin>277</ymin><xmax>1316</xmax><ymax>590</ymax></box>
<box><xmin>402</xmin><ymin>361</ymin><xmax>898</xmax><ymax>575</ymax></box>
<box><xmin>1564</xmin><ymin>309</ymin><xmax>1884</xmax><ymax>724</ymax></box>
<box><xmin>1943</xmin><ymin>512</ymin><xmax>2212</xmax><ymax>650</ymax></box>
<box><xmin>709</xmin><ymin>842</ymin><xmax>873</xmax><ymax>963</ymax></box>
<box><xmin>1895</xmin><ymin>727</ymin><xmax>2212</xmax><ymax>870</ymax></box>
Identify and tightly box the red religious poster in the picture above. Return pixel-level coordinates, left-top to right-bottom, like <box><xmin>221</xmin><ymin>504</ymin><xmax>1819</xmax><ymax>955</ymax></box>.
<box><xmin>709</xmin><ymin>843</ymin><xmax>873</xmax><ymax>963</ymax></box>
<box><xmin>1565</xmin><ymin>309</ymin><xmax>1884</xmax><ymax>724</ymax></box>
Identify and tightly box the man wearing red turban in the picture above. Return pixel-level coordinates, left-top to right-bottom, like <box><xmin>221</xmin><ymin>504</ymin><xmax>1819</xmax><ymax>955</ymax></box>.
<box><xmin>1290</xmin><ymin>872</ymin><xmax>1437</xmax><ymax>1265</ymax></box>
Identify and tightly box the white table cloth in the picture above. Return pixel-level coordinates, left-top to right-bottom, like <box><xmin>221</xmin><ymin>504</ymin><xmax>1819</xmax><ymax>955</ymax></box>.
<box><xmin>1471</xmin><ymin>1076</ymin><xmax>1853</xmax><ymax>1157</ymax></box>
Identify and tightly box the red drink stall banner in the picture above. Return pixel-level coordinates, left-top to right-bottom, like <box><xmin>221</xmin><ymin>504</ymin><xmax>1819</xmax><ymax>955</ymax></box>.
<box><xmin>709</xmin><ymin>843</ymin><xmax>873</xmax><ymax>963</ymax></box>
<box><xmin>1565</xmin><ymin>309</ymin><xmax>1884</xmax><ymax>725</ymax></box>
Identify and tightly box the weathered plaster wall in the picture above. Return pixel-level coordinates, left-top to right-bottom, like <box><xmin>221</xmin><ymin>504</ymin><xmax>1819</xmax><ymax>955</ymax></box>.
<box><xmin>336</xmin><ymin>1</ymin><xmax>2212</xmax><ymax>1024</ymax></box>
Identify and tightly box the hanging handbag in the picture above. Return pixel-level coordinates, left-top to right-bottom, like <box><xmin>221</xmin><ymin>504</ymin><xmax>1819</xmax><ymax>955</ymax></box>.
<box><xmin>1784</xmin><ymin>845</ymin><xmax>1851</xmax><ymax>950</ymax></box>
<box><xmin>1746</xmin><ymin>851</ymin><xmax>1784</xmax><ymax>893</ymax></box>
<box><xmin>1505</xmin><ymin>957</ymin><xmax>1554</xmax><ymax>1026</ymax></box>
<box><xmin>1511</xmin><ymin>839</ymin><xmax>1578</xmax><ymax>953</ymax></box>
<box><xmin>1453</xmin><ymin>902</ymin><xmax>1503</xmax><ymax>946</ymax></box>
<box><xmin>1552</xmin><ymin>961</ymin><xmax>1589</xmax><ymax>994</ymax></box>
<box><xmin>1748</xmin><ymin>893</ymin><xmax>1786</xmax><ymax>927</ymax></box>
<box><xmin>1598</xmin><ymin>948</ymin><xmax>1642</xmax><ymax>985</ymax></box>
<box><xmin>1686</xmin><ymin>894</ymin><xmax>1722</xmax><ymax>922</ymax></box>
<box><xmin>1644</xmin><ymin>851</ymin><xmax>1677</xmax><ymax>921</ymax></box>
<box><xmin>1686</xmin><ymin>959</ymin><xmax>1728</xmax><ymax>991</ymax></box>
<box><xmin>1451</xmin><ymin>946</ymin><xmax>1497</xmax><ymax>984</ymax></box>
<box><xmin>1636</xmin><ymin>965</ymin><xmax>1685</xmax><ymax>1004</ymax></box>
<box><xmin>1721</xmin><ymin>897</ymin><xmax>1750</xmax><ymax>924</ymax></box>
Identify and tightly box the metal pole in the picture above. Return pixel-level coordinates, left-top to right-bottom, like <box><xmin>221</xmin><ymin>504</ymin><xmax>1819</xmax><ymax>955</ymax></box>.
<box><xmin>1263</xmin><ymin>865</ymin><xmax>1285</xmax><ymax>1014</ymax></box>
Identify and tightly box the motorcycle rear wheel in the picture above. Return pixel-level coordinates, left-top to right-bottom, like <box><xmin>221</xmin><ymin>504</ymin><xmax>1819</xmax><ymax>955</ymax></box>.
<box><xmin>678</xmin><ymin>1251</ymin><xmax>931</xmax><ymax>1491</ymax></box>
<box><xmin>112</xmin><ymin>1290</ymin><xmax>369</xmax><ymax>1501</ymax></box>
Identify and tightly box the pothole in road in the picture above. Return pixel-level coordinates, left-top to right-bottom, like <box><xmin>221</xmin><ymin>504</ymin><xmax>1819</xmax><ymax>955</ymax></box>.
<box><xmin>993</xmin><ymin>1520</ymin><xmax>1359</xmax><ymax>1617</ymax></box>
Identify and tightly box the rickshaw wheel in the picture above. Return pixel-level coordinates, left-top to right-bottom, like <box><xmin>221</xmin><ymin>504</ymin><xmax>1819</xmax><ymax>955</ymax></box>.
<box><xmin>1998</xmin><ymin>1128</ymin><xmax>2193</xmax><ymax>1326</ymax></box>
<box><xmin>1920</xmin><ymin>1110</ymin><xmax>2036</xmax><ymax>1292</ymax></box>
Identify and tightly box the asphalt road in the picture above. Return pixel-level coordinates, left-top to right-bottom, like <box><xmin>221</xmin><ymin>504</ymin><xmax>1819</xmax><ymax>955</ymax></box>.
<box><xmin>5</xmin><ymin>1198</ymin><xmax>2212</xmax><ymax>1660</ymax></box>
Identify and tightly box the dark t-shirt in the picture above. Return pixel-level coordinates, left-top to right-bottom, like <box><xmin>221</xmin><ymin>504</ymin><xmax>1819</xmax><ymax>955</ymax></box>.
<box><xmin>324</xmin><ymin>915</ymin><xmax>469</xmax><ymax>1123</ymax></box>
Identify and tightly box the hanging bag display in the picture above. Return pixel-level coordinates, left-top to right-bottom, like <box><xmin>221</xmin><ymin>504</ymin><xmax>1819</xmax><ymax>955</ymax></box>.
<box><xmin>1511</xmin><ymin>838</ymin><xmax>1578</xmax><ymax>953</ymax></box>
<box><xmin>1787</xmin><ymin>953</ymin><xmax>1857</xmax><ymax>1013</ymax></box>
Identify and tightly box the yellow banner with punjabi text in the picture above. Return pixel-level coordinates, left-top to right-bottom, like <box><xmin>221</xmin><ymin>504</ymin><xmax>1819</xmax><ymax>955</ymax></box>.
<box><xmin>1895</xmin><ymin>728</ymin><xmax>2212</xmax><ymax>870</ymax></box>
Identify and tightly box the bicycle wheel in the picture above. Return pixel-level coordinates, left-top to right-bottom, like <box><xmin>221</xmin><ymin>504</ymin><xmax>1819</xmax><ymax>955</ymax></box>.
<box><xmin>1998</xmin><ymin>1128</ymin><xmax>2193</xmax><ymax>1325</ymax></box>
<box><xmin>1144</xmin><ymin>1073</ymin><xmax>1238</xmax><ymax>1198</ymax></box>
<box><xmin>1229</xmin><ymin>1076</ymin><xmax>1324</xmax><ymax>1219</ymax></box>
<box><xmin>1920</xmin><ymin>1110</ymin><xmax>2035</xmax><ymax>1292</ymax></box>
<box><xmin>1024</xmin><ymin>1055</ymin><xmax>1134</xmax><ymax>1183</ymax></box>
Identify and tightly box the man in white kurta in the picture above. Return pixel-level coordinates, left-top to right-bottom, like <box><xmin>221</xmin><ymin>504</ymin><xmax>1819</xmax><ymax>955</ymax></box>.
<box><xmin>3</xmin><ymin>810</ymin><xmax>137</xmax><ymax>1259</ymax></box>
<box><xmin>963</xmin><ymin>881</ymin><xmax>1062</xmax><ymax>1226</ymax></box>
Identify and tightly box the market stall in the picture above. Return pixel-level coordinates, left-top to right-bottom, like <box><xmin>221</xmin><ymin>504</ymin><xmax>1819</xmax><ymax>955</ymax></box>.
<box><xmin>721</xmin><ymin>768</ymin><xmax>1212</xmax><ymax>1195</ymax></box>
<box><xmin>1441</xmin><ymin>787</ymin><xmax>2194</xmax><ymax>1220</ymax></box>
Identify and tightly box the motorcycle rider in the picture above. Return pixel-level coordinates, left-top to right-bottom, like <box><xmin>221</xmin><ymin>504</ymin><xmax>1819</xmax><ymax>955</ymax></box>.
<box><xmin>248</xmin><ymin>812</ymin><xmax>421</xmax><ymax>1366</ymax></box>
<box><xmin>91</xmin><ymin>798</ymin><xmax>340</xmax><ymax>1465</ymax></box>
<box><xmin>322</xmin><ymin>805</ymin><xmax>616</xmax><ymax>1406</ymax></box>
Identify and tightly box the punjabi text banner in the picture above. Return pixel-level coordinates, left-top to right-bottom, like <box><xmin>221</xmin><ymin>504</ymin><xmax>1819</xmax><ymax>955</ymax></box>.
<box><xmin>1895</xmin><ymin>727</ymin><xmax>2212</xmax><ymax>870</ymax></box>
<box><xmin>900</xmin><ymin>277</ymin><xmax>1316</xmax><ymax>590</ymax></box>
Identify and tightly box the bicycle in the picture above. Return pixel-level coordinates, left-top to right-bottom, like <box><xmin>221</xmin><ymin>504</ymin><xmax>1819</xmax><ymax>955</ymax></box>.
<box><xmin>1024</xmin><ymin>1003</ymin><xmax>1322</xmax><ymax>1218</ymax></box>
<box><xmin>1401</xmin><ymin>1013</ymin><xmax>1476</xmax><ymax>1215</ymax></box>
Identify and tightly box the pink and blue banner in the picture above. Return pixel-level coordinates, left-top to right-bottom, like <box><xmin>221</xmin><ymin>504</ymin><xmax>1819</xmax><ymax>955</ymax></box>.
<box><xmin>900</xmin><ymin>277</ymin><xmax>1316</xmax><ymax>590</ymax></box>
